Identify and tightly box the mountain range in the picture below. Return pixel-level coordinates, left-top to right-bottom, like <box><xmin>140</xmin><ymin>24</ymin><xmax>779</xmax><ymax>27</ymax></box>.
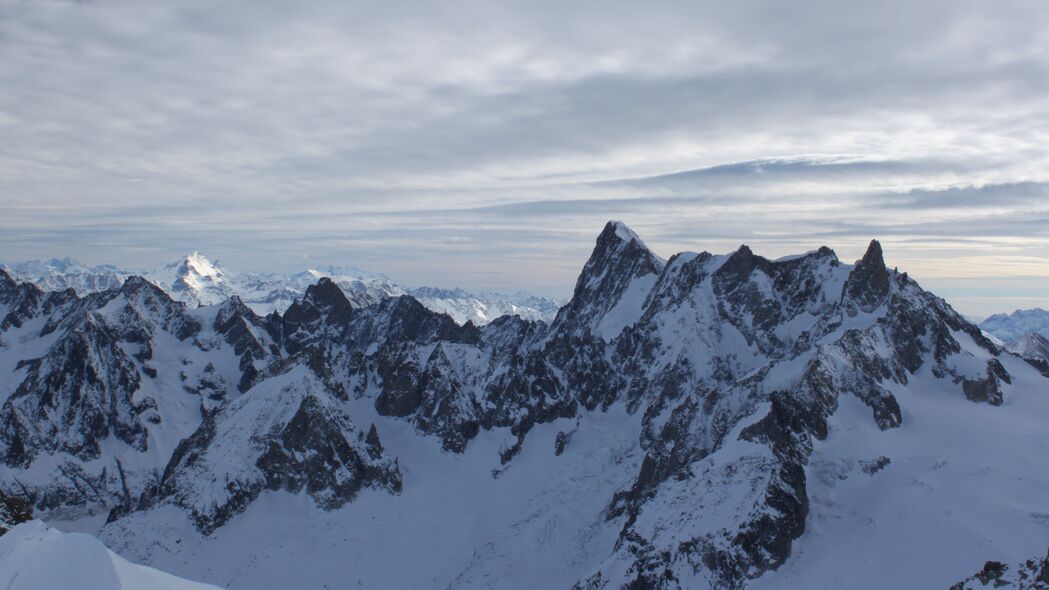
<box><xmin>1</xmin><ymin>221</ymin><xmax>1047</xmax><ymax>589</ymax></box>
<box><xmin>980</xmin><ymin>308</ymin><xmax>1049</xmax><ymax>343</ymax></box>
<box><xmin>0</xmin><ymin>254</ymin><xmax>564</xmax><ymax>325</ymax></box>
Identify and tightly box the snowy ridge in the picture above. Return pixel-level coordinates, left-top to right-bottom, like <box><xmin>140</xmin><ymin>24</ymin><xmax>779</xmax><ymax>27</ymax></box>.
<box><xmin>0</xmin><ymin>223</ymin><xmax>1047</xmax><ymax>590</ymax></box>
<box><xmin>0</xmin><ymin>521</ymin><xmax>222</xmax><ymax>590</ymax></box>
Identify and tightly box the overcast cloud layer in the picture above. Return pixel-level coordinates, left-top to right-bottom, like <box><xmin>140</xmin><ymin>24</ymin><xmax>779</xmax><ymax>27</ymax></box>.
<box><xmin>1</xmin><ymin>0</ymin><xmax>1048</xmax><ymax>317</ymax></box>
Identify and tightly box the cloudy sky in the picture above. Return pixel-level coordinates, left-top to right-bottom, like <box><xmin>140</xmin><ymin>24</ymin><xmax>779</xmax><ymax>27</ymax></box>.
<box><xmin>1</xmin><ymin>0</ymin><xmax>1048</xmax><ymax>317</ymax></box>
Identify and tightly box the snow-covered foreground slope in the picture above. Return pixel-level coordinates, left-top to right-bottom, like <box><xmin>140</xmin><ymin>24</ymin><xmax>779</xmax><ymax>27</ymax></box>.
<box><xmin>3</xmin><ymin>254</ymin><xmax>563</xmax><ymax>324</ymax></box>
<box><xmin>1</xmin><ymin>221</ymin><xmax>1047</xmax><ymax>589</ymax></box>
<box><xmin>0</xmin><ymin>521</ymin><xmax>222</xmax><ymax>590</ymax></box>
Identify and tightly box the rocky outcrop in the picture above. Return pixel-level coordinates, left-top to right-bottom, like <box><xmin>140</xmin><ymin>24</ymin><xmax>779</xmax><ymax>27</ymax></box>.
<box><xmin>212</xmin><ymin>296</ymin><xmax>278</xmax><ymax>391</ymax></box>
<box><xmin>951</xmin><ymin>551</ymin><xmax>1049</xmax><ymax>589</ymax></box>
<box><xmin>1</xmin><ymin>317</ymin><xmax>147</xmax><ymax>466</ymax></box>
<box><xmin>843</xmin><ymin>239</ymin><xmax>891</xmax><ymax>314</ymax></box>
<box><xmin>0</xmin><ymin>489</ymin><xmax>32</xmax><ymax>535</ymax></box>
<box><xmin>152</xmin><ymin>367</ymin><xmax>401</xmax><ymax>534</ymax></box>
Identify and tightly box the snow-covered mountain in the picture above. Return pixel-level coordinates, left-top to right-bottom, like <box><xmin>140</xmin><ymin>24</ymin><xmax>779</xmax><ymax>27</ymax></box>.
<box><xmin>980</xmin><ymin>308</ymin><xmax>1049</xmax><ymax>342</ymax></box>
<box><xmin>145</xmin><ymin>252</ymin><xmax>236</xmax><ymax>308</ymax></box>
<box><xmin>1005</xmin><ymin>332</ymin><xmax>1049</xmax><ymax>379</ymax></box>
<box><xmin>979</xmin><ymin>310</ymin><xmax>1049</xmax><ymax>379</ymax></box>
<box><xmin>1</xmin><ymin>221</ymin><xmax>1047</xmax><ymax>589</ymax></box>
<box><xmin>3</xmin><ymin>254</ymin><xmax>564</xmax><ymax>325</ymax></box>
<box><xmin>1007</xmin><ymin>332</ymin><xmax>1049</xmax><ymax>361</ymax></box>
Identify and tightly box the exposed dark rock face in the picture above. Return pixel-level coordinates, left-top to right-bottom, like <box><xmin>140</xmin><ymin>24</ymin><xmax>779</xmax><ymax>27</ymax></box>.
<box><xmin>1</xmin><ymin>318</ymin><xmax>147</xmax><ymax>466</ymax></box>
<box><xmin>550</xmin><ymin>221</ymin><xmax>665</xmax><ymax>339</ymax></box>
<box><xmin>256</xmin><ymin>394</ymin><xmax>402</xmax><ymax>505</ymax></box>
<box><xmin>278</xmin><ymin>277</ymin><xmax>354</xmax><ymax>355</ymax></box>
<box><xmin>365</xmin><ymin>423</ymin><xmax>384</xmax><ymax>459</ymax></box>
<box><xmin>962</xmin><ymin>370</ymin><xmax>1005</xmax><ymax>406</ymax></box>
<box><xmin>0</xmin><ymin>268</ymin><xmax>16</xmax><ymax>296</ymax></box>
<box><xmin>843</xmin><ymin>239</ymin><xmax>891</xmax><ymax>314</ymax></box>
<box><xmin>554</xmin><ymin>428</ymin><xmax>574</xmax><ymax>456</ymax></box>
<box><xmin>153</xmin><ymin>369</ymin><xmax>401</xmax><ymax>534</ymax></box>
<box><xmin>116</xmin><ymin>276</ymin><xmax>202</xmax><ymax>341</ymax></box>
<box><xmin>413</xmin><ymin>344</ymin><xmax>480</xmax><ymax>453</ymax></box>
<box><xmin>213</xmin><ymin>296</ymin><xmax>277</xmax><ymax>391</ymax></box>
<box><xmin>861</xmin><ymin>456</ymin><xmax>891</xmax><ymax>475</ymax></box>
<box><xmin>0</xmin><ymin>488</ymin><xmax>33</xmax><ymax>535</ymax></box>
<box><xmin>0</xmin><ymin>281</ymin><xmax>43</xmax><ymax>331</ymax></box>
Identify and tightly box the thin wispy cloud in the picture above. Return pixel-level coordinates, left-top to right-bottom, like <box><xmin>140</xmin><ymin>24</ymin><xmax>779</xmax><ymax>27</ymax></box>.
<box><xmin>1</xmin><ymin>0</ymin><xmax>1047</xmax><ymax>316</ymax></box>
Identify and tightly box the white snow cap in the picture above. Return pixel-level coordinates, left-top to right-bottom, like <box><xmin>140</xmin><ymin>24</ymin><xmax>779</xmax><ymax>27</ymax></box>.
<box><xmin>608</xmin><ymin>220</ymin><xmax>667</xmax><ymax>265</ymax></box>
<box><xmin>609</xmin><ymin>220</ymin><xmax>643</xmax><ymax>244</ymax></box>
<box><xmin>180</xmin><ymin>252</ymin><xmax>225</xmax><ymax>278</ymax></box>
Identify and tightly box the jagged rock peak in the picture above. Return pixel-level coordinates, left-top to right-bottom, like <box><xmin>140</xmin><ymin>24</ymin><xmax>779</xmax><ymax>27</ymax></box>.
<box><xmin>606</xmin><ymin>219</ymin><xmax>643</xmax><ymax>243</ymax></box>
<box><xmin>716</xmin><ymin>244</ymin><xmax>770</xmax><ymax>281</ymax></box>
<box><xmin>303</xmin><ymin>277</ymin><xmax>353</xmax><ymax>311</ymax></box>
<box><xmin>118</xmin><ymin>275</ymin><xmax>179</xmax><ymax>307</ymax></box>
<box><xmin>551</xmin><ymin>221</ymin><xmax>665</xmax><ymax>337</ymax></box>
<box><xmin>586</xmin><ymin>221</ymin><xmax>664</xmax><ymax>278</ymax></box>
<box><xmin>119</xmin><ymin>275</ymin><xmax>157</xmax><ymax>293</ymax></box>
<box><xmin>214</xmin><ymin>295</ymin><xmax>261</xmax><ymax>326</ymax></box>
<box><xmin>597</xmin><ymin>220</ymin><xmax>661</xmax><ymax>258</ymax></box>
<box><xmin>816</xmin><ymin>245</ymin><xmax>837</xmax><ymax>258</ymax></box>
<box><xmin>843</xmin><ymin>238</ymin><xmax>891</xmax><ymax>312</ymax></box>
<box><xmin>860</xmin><ymin>238</ymin><xmax>886</xmax><ymax>268</ymax></box>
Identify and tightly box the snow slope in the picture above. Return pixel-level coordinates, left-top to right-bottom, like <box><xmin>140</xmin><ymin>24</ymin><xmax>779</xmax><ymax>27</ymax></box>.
<box><xmin>0</xmin><ymin>521</ymin><xmax>222</xmax><ymax>590</ymax></box>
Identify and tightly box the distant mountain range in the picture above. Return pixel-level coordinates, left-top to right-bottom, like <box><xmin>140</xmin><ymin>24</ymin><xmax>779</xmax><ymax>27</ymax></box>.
<box><xmin>980</xmin><ymin>308</ymin><xmax>1049</xmax><ymax>343</ymax></box>
<box><xmin>1</xmin><ymin>254</ymin><xmax>563</xmax><ymax>325</ymax></box>
<box><xmin>978</xmin><ymin>309</ymin><xmax>1049</xmax><ymax>374</ymax></box>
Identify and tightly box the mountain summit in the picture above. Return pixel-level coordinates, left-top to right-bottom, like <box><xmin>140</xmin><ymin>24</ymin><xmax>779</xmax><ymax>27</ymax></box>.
<box><xmin>551</xmin><ymin>220</ymin><xmax>665</xmax><ymax>340</ymax></box>
<box><xmin>146</xmin><ymin>252</ymin><xmax>233</xmax><ymax>307</ymax></box>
